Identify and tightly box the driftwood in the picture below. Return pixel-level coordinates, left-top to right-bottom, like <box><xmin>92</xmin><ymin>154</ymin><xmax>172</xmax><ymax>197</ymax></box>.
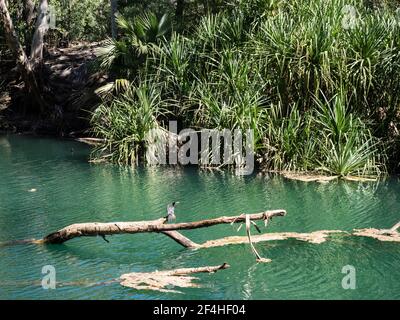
<box><xmin>119</xmin><ymin>263</ymin><xmax>230</xmax><ymax>293</ymax></box>
<box><xmin>42</xmin><ymin>210</ymin><xmax>286</xmax><ymax>244</ymax></box>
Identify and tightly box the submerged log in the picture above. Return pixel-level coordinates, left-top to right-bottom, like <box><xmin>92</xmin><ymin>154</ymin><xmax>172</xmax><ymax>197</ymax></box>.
<box><xmin>200</xmin><ymin>221</ymin><xmax>400</xmax><ymax>248</ymax></box>
<box><xmin>0</xmin><ymin>264</ymin><xmax>229</xmax><ymax>292</ymax></box>
<box><xmin>119</xmin><ymin>263</ymin><xmax>230</xmax><ymax>293</ymax></box>
<box><xmin>199</xmin><ymin>230</ymin><xmax>344</xmax><ymax>248</ymax></box>
<box><xmin>43</xmin><ymin>210</ymin><xmax>286</xmax><ymax>244</ymax></box>
<box><xmin>352</xmin><ymin>221</ymin><xmax>400</xmax><ymax>243</ymax></box>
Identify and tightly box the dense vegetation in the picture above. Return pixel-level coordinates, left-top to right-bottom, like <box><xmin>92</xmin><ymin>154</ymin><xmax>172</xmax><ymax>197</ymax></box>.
<box><xmin>2</xmin><ymin>0</ymin><xmax>400</xmax><ymax>178</ymax></box>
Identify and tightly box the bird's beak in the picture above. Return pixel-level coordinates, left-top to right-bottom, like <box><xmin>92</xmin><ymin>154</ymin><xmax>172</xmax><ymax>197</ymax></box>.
<box><xmin>176</xmin><ymin>202</ymin><xmax>180</xmax><ymax>205</ymax></box>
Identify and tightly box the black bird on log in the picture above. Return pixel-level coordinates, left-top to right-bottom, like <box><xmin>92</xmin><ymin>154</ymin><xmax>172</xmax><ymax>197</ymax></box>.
<box><xmin>166</xmin><ymin>201</ymin><xmax>179</xmax><ymax>222</ymax></box>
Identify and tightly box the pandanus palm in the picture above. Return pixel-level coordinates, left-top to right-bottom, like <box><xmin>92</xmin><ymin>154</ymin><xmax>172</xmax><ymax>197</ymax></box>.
<box><xmin>96</xmin><ymin>11</ymin><xmax>171</xmax><ymax>83</ymax></box>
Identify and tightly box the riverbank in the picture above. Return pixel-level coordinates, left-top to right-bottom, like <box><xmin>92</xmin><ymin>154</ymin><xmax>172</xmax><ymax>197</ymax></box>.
<box><xmin>0</xmin><ymin>42</ymin><xmax>105</xmax><ymax>137</ymax></box>
<box><xmin>2</xmin><ymin>1</ymin><xmax>400</xmax><ymax>178</ymax></box>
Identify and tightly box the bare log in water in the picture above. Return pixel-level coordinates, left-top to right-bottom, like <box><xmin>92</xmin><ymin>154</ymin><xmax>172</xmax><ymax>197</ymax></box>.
<box><xmin>43</xmin><ymin>210</ymin><xmax>287</xmax><ymax>244</ymax></box>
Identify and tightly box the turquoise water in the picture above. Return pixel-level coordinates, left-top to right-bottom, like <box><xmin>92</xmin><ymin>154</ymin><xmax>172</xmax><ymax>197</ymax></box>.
<box><xmin>0</xmin><ymin>134</ymin><xmax>399</xmax><ymax>299</ymax></box>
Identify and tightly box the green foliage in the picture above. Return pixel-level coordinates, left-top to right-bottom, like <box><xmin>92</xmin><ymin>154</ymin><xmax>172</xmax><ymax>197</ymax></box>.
<box><xmin>96</xmin><ymin>12</ymin><xmax>171</xmax><ymax>82</ymax></box>
<box><xmin>313</xmin><ymin>93</ymin><xmax>384</xmax><ymax>176</ymax></box>
<box><xmin>51</xmin><ymin>0</ymin><xmax>111</xmax><ymax>42</ymax></box>
<box><xmin>90</xmin><ymin>0</ymin><xmax>400</xmax><ymax>176</ymax></box>
<box><xmin>91</xmin><ymin>82</ymin><xmax>168</xmax><ymax>165</ymax></box>
<box><xmin>3</xmin><ymin>0</ymin><xmax>112</xmax><ymax>44</ymax></box>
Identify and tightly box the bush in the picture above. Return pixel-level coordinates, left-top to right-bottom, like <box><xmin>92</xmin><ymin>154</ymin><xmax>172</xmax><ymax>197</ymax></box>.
<box><xmin>90</xmin><ymin>0</ymin><xmax>400</xmax><ymax>176</ymax></box>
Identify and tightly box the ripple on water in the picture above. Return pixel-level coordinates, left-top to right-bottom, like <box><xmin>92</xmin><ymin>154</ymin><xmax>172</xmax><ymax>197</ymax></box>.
<box><xmin>1</xmin><ymin>134</ymin><xmax>400</xmax><ymax>299</ymax></box>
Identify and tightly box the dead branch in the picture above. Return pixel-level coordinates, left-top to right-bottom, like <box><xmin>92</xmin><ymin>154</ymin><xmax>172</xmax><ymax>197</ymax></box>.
<box><xmin>245</xmin><ymin>214</ymin><xmax>271</xmax><ymax>263</ymax></box>
<box><xmin>161</xmin><ymin>231</ymin><xmax>200</xmax><ymax>249</ymax></box>
<box><xmin>390</xmin><ymin>222</ymin><xmax>400</xmax><ymax>232</ymax></box>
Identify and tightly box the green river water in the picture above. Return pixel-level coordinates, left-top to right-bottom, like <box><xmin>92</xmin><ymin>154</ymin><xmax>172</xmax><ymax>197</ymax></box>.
<box><xmin>0</xmin><ymin>134</ymin><xmax>399</xmax><ymax>299</ymax></box>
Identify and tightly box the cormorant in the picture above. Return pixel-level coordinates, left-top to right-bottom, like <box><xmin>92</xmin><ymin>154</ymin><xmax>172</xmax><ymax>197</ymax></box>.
<box><xmin>166</xmin><ymin>201</ymin><xmax>179</xmax><ymax>222</ymax></box>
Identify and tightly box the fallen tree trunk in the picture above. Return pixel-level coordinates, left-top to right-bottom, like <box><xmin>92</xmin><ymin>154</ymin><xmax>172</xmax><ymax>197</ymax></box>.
<box><xmin>42</xmin><ymin>210</ymin><xmax>286</xmax><ymax>244</ymax></box>
<box><xmin>5</xmin><ymin>212</ymin><xmax>399</xmax><ymax>251</ymax></box>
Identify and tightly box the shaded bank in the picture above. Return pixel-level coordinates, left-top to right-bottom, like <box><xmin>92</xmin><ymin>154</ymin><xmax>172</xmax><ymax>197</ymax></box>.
<box><xmin>0</xmin><ymin>42</ymin><xmax>105</xmax><ymax>136</ymax></box>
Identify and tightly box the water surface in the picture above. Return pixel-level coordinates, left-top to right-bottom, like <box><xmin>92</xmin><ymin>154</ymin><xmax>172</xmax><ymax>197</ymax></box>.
<box><xmin>0</xmin><ymin>134</ymin><xmax>399</xmax><ymax>299</ymax></box>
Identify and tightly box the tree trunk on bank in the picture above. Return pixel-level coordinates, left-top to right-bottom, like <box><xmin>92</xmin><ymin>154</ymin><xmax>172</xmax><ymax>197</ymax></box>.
<box><xmin>203</xmin><ymin>0</ymin><xmax>217</xmax><ymax>14</ymax></box>
<box><xmin>30</xmin><ymin>0</ymin><xmax>48</xmax><ymax>63</ymax></box>
<box><xmin>0</xmin><ymin>0</ymin><xmax>30</xmax><ymax>71</ymax></box>
<box><xmin>176</xmin><ymin>0</ymin><xmax>184</xmax><ymax>22</ymax></box>
<box><xmin>110</xmin><ymin>0</ymin><xmax>118</xmax><ymax>39</ymax></box>
<box><xmin>23</xmin><ymin>0</ymin><xmax>35</xmax><ymax>51</ymax></box>
<box><xmin>23</xmin><ymin>0</ymin><xmax>35</xmax><ymax>25</ymax></box>
<box><xmin>0</xmin><ymin>0</ymin><xmax>48</xmax><ymax>111</ymax></box>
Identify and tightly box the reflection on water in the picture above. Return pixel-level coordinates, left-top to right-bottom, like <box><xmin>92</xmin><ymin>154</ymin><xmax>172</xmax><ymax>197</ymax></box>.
<box><xmin>0</xmin><ymin>134</ymin><xmax>399</xmax><ymax>299</ymax></box>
